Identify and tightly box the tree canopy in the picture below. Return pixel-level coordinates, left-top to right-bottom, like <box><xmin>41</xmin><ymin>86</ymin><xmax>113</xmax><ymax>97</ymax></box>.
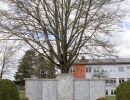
<box><xmin>0</xmin><ymin>0</ymin><xmax>125</xmax><ymax>73</ymax></box>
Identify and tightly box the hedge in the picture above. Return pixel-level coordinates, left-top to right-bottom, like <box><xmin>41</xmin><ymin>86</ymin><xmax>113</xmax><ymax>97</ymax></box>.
<box><xmin>116</xmin><ymin>81</ymin><xmax>130</xmax><ymax>100</ymax></box>
<box><xmin>96</xmin><ymin>97</ymin><xmax>107</xmax><ymax>100</ymax></box>
<box><xmin>0</xmin><ymin>79</ymin><xmax>19</xmax><ymax>100</ymax></box>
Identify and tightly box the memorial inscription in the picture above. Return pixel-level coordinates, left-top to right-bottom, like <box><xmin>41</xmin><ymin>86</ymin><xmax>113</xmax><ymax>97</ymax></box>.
<box><xmin>57</xmin><ymin>74</ymin><xmax>73</xmax><ymax>100</ymax></box>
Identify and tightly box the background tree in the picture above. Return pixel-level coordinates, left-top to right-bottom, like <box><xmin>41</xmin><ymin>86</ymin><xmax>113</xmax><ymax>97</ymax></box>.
<box><xmin>0</xmin><ymin>0</ymin><xmax>125</xmax><ymax>73</ymax></box>
<box><xmin>36</xmin><ymin>54</ymin><xmax>56</xmax><ymax>78</ymax></box>
<box><xmin>0</xmin><ymin>40</ymin><xmax>21</xmax><ymax>79</ymax></box>
<box><xmin>14</xmin><ymin>49</ymin><xmax>36</xmax><ymax>86</ymax></box>
<box><xmin>15</xmin><ymin>49</ymin><xmax>56</xmax><ymax>86</ymax></box>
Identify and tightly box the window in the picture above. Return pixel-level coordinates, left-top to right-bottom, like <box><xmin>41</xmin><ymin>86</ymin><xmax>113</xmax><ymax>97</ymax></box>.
<box><xmin>119</xmin><ymin>78</ymin><xmax>124</xmax><ymax>84</ymax></box>
<box><xmin>106</xmin><ymin>78</ymin><xmax>116</xmax><ymax>84</ymax></box>
<box><xmin>94</xmin><ymin>68</ymin><xmax>100</xmax><ymax>73</ymax></box>
<box><xmin>111</xmin><ymin>90</ymin><xmax>116</xmax><ymax>95</ymax></box>
<box><xmin>118</xmin><ymin>67</ymin><xmax>124</xmax><ymax>72</ymax></box>
<box><xmin>97</xmin><ymin>69</ymin><xmax>99</xmax><ymax>72</ymax></box>
<box><xmin>106</xmin><ymin>80</ymin><xmax>109</xmax><ymax>84</ymax></box>
<box><xmin>114</xmin><ymin>90</ymin><xmax>116</xmax><ymax>95</ymax></box>
<box><xmin>110</xmin><ymin>78</ymin><xmax>116</xmax><ymax>84</ymax></box>
<box><xmin>127</xmin><ymin>78</ymin><xmax>130</xmax><ymax>81</ymax></box>
<box><xmin>86</xmin><ymin>67</ymin><xmax>91</xmax><ymax>73</ymax></box>
<box><xmin>127</xmin><ymin>66</ymin><xmax>130</xmax><ymax>72</ymax></box>
<box><xmin>102</xmin><ymin>69</ymin><xmax>104</xmax><ymax>72</ymax></box>
<box><xmin>106</xmin><ymin>90</ymin><xmax>108</xmax><ymax>95</ymax></box>
<box><xmin>94</xmin><ymin>68</ymin><xmax>97</xmax><ymax>72</ymax></box>
<box><xmin>111</xmin><ymin>90</ymin><xmax>114</xmax><ymax>95</ymax></box>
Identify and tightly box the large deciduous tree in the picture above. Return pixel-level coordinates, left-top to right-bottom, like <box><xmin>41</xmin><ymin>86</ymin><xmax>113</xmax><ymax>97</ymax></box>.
<box><xmin>0</xmin><ymin>0</ymin><xmax>125</xmax><ymax>73</ymax></box>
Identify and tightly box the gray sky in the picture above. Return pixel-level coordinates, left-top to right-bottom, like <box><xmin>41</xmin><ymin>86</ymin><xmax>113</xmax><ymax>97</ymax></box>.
<box><xmin>114</xmin><ymin>0</ymin><xmax>130</xmax><ymax>57</ymax></box>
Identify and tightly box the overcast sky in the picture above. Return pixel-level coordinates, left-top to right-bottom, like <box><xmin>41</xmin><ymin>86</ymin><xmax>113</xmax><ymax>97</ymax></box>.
<box><xmin>113</xmin><ymin>0</ymin><xmax>130</xmax><ymax>57</ymax></box>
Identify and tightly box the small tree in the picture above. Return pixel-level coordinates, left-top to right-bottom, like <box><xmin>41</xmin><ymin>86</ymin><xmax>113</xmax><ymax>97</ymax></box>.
<box><xmin>0</xmin><ymin>79</ymin><xmax>19</xmax><ymax>100</ymax></box>
<box><xmin>116</xmin><ymin>81</ymin><xmax>130</xmax><ymax>100</ymax></box>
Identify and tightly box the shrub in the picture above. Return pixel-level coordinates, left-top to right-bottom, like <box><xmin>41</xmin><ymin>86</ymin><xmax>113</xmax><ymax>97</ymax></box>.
<box><xmin>0</xmin><ymin>79</ymin><xmax>19</xmax><ymax>100</ymax></box>
<box><xmin>21</xmin><ymin>97</ymin><xmax>29</xmax><ymax>100</ymax></box>
<box><xmin>96</xmin><ymin>97</ymin><xmax>107</xmax><ymax>100</ymax></box>
<box><xmin>116</xmin><ymin>81</ymin><xmax>130</xmax><ymax>100</ymax></box>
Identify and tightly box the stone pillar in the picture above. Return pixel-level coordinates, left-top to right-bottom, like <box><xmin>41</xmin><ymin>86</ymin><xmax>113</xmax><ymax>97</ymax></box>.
<box><xmin>57</xmin><ymin>74</ymin><xmax>74</xmax><ymax>100</ymax></box>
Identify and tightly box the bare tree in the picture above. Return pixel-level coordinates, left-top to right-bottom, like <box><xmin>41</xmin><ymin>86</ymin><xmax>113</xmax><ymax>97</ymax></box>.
<box><xmin>0</xmin><ymin>40</ymin><xmax>21</xmax><ymax>79</ymax></box>
<box><xmin>0</xmin><ymin>0</ymin><xmax>125</xmax><ymax>73</ymax></box>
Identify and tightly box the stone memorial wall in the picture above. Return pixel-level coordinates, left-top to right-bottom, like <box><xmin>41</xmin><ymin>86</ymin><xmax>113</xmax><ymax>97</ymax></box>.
<box><xmin>25</xmin><ymin>74</ymin><xmax>105</xmax><ymax>100</ymax></box>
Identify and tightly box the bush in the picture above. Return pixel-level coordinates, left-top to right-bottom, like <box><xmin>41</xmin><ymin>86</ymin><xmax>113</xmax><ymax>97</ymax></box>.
<box><xmin>96</xmin><ymin>97</ymin><xmax>107</xmax><ymax>100</ymax></box>
<box><xmin>21</xmin><ymin>97</ymin><xmax>29</xmax><ymax>100</ymax></box>
<box><xmin>0</xmin><ymin>79</ymin><xmax>19</xmax><ymax>100</ymax></box>
<box><xmin>116</xmin><ymin>81</ymin><xmax>130</xmax><ymax>100</ymax></box>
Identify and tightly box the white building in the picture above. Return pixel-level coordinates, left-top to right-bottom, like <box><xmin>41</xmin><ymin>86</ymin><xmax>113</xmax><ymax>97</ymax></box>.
<box><xmin>77</xmin><ymin>58</ymin><xmax>130</xmax><ymax>96</ymax></box>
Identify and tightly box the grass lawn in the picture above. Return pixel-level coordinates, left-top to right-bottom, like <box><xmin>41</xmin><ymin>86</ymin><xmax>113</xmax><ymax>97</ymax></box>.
<box><xmin>19</xmin><ymin>91</ymin><xmax>26</xmax><ymax>99</ymax></box>
<box><xmin>106</xmin><ymin>96</ymin><xmax>116</xmax><ymax>100</ymax></box>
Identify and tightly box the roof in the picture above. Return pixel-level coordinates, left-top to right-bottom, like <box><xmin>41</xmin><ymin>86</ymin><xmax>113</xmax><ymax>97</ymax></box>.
<box><xmin>74</xmin><ymin>58</ymin><xmax>130</xmax><ymax>65</ymax></box>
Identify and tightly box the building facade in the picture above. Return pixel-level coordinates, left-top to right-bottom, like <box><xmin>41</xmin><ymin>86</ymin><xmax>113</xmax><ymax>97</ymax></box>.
<box><xmin>74</xmin><ymin>58</ymin><xmax>130</xmax><ymax>96</ymax></box>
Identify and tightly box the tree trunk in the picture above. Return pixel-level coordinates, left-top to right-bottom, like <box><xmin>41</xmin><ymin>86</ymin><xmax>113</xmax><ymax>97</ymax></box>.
<box><xmin>0</xmin><ymin>55</ymin><xmax>6</xmax><ymax>79</ymax></box>
<box><xmin>61</xmin><ymin>65</ymin><xmax>70</xmax><ymax>73</ymax></box>
<box><xmin>0</xmin><ymin>67</ymin><xmax>3</xmax><ymax>79</ymax></box>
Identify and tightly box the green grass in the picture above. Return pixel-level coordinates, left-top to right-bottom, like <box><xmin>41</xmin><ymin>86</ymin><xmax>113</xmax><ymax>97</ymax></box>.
<box><xmin>106</xmin><ymin>96</ymin><xmax>116</xmax><ymax>100</ymax></box>
<box><xmin>19</xmin><ymin>91</ymin><xmax>26</xmax><ymax>99</ymax></box>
